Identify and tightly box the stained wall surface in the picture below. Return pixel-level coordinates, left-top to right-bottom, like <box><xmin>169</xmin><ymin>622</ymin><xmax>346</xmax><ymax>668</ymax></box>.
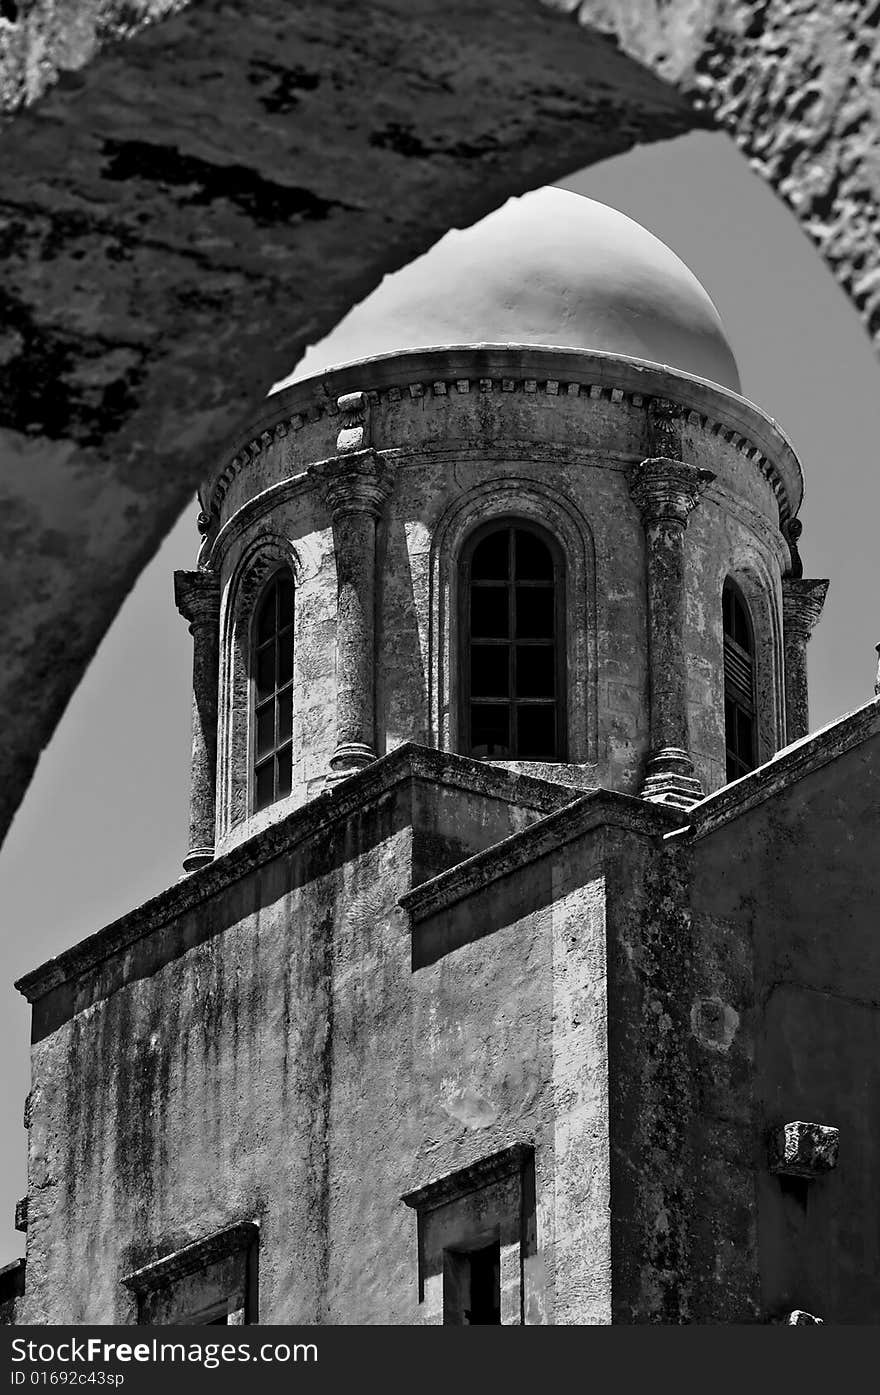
<box><xmin>12</xmin><ymin>706</ymin><xmax>880</xmax><ymax>1324</ymax></box>
<box><xmin>16</xmin><ymin>757</ymin><xmax>609</xmax><ymax>1324</ymax></box>
<box><xmin>688</xmin><ymin>705</ymin><xmax>880</xmax><ymax>1324</ymax></box>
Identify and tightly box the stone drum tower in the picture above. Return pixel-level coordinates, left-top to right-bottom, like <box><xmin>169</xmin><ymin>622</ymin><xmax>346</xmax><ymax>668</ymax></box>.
<box><xmin>21</xmin><ymin>188</ymin><xmax>880</xmax><ymax>1330</ymax></box>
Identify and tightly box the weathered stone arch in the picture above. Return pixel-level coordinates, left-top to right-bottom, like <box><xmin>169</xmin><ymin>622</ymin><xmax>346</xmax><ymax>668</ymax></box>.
<box><xmin>429</xmin><ymin>477</ymin><xmax>596</xmax><ymax>764</ymax></box>
<box><xmin>429</xmin><ymin>477</ymin><xmax>598</xmax><ymax>764</ymax></box>
<box><xmin>1</xmin><ymin>0</ymin><xmax>879</xmax><ymax>845</ymax></box>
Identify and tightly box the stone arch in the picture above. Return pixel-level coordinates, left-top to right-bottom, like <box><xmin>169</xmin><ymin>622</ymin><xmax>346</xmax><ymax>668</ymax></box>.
<box><xmin>430</xmin><ymin>478</ymin><xmax>598</xmax><ymax>764</ymax></box>
<box><xmin>2</xmin><ymin>0</ymin><xmax>880</xmax><ymax>844</ymax></box>
<box><xmin>217</xmin><ymin>534</ymin><xmax>303</xmax><ymax>844</ymax></box>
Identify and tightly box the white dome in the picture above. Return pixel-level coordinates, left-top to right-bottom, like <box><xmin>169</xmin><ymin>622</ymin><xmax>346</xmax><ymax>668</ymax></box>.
<box><xmin>277</xmin><ymin>187</ymin><xmax>740</xmax><ymax>393</ymax></box>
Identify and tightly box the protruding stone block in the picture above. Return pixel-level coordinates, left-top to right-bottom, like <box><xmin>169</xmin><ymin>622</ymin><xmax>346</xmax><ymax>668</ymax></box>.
<box><xmin>14</xmin><ymin>1197</ymin><xmax>27</xmax><ymax>1233</ymax></box>
<box><xmin>769</xmin><ymin>1121</ymin><xmax>839</xmax><ymax>1178</ymax></box>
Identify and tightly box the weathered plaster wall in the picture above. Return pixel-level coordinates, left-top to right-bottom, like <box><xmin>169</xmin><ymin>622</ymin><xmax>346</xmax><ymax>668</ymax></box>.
<box><xmin>211</xmin><ymin>347</ymin><xmax>793</xmax><ymax>845</ymax></box>
<box><xmin>689</xmin><ymin>706</ymin><xmax>880</xmax><ymax>1323</ymax></box>
<box><xmin>2</xmin><ymin>0</ymin><xmax>879</xmax><ymax>847</ymax></box>
<box><xmin>18</xmin><ymin>755</ymin><xmax>572</xmax><ymax>1323</ymax></box>
<box><xmin>17</xmin><ymin>712</ymin><xmax>880</xmax><ymax>1323</ymax></box>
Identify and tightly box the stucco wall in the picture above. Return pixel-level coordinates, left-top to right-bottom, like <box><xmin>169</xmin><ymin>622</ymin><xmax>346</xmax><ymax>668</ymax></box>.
<box><xmin>689</xmin><ymin>713</ymin><xmax>880</xmax><ymax>1322</ymax></box>
<box><xmin>20</xmin><ymin>757</ymin><xmax>571</xmax><ymax>1323</ymax></box>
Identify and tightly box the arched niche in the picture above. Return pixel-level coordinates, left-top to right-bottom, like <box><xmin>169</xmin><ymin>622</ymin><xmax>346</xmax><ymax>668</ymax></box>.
<box><xmin>217</xmin><ymin>535</ymin><xmax>303</xmax><ymax>844</ymax></box>
<box><xmin>430</xmin><ymin>479</ymin><xmax>598</xmax><ymax>767</ymax></box>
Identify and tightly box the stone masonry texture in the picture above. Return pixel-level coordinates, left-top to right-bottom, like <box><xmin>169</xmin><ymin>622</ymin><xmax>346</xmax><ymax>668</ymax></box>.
<box><xmin>0</xmin><ymin>0</ymin><xmax>879</xmax><ymax>848</ymax></box>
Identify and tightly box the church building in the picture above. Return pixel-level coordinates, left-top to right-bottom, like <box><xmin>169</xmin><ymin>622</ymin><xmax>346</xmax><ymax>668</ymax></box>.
<box><xmin>3</xmin><ymin>187</ymin><xmax>879</xmax><ymax>1325</ymax></box>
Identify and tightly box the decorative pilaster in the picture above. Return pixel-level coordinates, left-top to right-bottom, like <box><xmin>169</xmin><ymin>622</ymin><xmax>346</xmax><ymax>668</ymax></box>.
<box><xmin>782</xmin><ymin>577</ymin><xmax>828</xmax><ymax>742</ymax></box>
<box><xmin>312</xmin><ymin>401</ymin><xmax>393</xmax><ymax>784</ymax></box>
<box><xmin>174</xmin><ymin>569</ymin><xmax>221</xmax><ymax>872</ymax></box>
<box><xmin>630</xmin><ymin>457</ymin><xmax>715</xmax><ymax>807</ymax></box>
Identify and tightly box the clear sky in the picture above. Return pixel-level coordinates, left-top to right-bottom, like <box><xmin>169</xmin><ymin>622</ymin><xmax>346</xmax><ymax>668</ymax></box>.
<box><xmin>2</xmin><ymin>129</ymin><xmax>879</xmax><ymax>1266</ymax></box>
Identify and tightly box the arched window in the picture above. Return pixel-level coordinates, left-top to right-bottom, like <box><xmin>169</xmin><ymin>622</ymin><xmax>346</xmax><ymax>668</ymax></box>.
<box><xmin>723</xmin><ymin>579</ymin><xmax>757</xmax><ymax>781</ymax></box>
<box><xmin>252</xmin><ymin>570</ymin><xmax>295</xmax><ymax>812</ymax></box>
<box><xmin>461</xmin><ymin>522</ymin><xmax>564</xmax><ymax>761</ymax></box>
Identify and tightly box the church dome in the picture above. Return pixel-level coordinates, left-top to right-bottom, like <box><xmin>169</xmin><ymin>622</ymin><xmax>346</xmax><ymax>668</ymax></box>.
<box><xmin>278</xmin><ymin>186</ymin><xmax>741</xmax><ymax>393</ymax></box>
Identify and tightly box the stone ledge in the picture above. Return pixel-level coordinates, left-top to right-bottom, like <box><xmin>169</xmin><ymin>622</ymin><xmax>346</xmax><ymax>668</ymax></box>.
<box><xmin>14</xmin><ymin>743</ymin><xmax>574</xmax><ymax>1005</ymax></box>
<box><xmin>121</xmin><ymin>1221</ymin><xmax>258</xmax><ymax>1296</ymax></box>
<box><xmin>402</xmin><ymin>1142</ymin><xmax>533</xmax><ymax>1213</ymax></box>
<box><xmin>204</xmin><ymin>345</ymin><xmax>803</xmax><ymax>525</ymax></box>
<box><xmin>676</xmin><ymin>698</ymin><xmax>880</xmax><ymax>843</ymax></box>
<box><xmin>400</xmin><ymin>786</ymin><xmax>684</xmax><ymax>924</ymax></box>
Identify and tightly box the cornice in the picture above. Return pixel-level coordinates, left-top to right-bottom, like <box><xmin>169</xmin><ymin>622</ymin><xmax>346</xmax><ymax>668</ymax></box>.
<box><xmin>402</xmin><ymin>1142</ymin><xmax>533</xmax><ymax>1213</ymax></box>
<box><xmin>669</xmin><ymin>697</ymin><xmax>880</xmax><ymax>843</ymax></box>
<box><xmin>399</xmin><ymin>788</ymin><xmax>685</xmax><ymax>925</ymax></box>
<box><xmin>121</xmin><ymin>1222</ymin><xmax>258</xmax><ymax>1295</ymax></box>
<box><xmin>200</xmin><ymin>346</ymin><xmax>804</xmax><ymax>532</ymax></box>
<box><xmin>15</xmin><ymin>745</ymin><xmax>575</xmax><ymax>1007</ymax></box>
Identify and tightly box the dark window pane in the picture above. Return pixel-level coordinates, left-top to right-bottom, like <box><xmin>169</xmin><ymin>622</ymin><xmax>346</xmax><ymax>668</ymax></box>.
<box><xmin>514</xmin><ymin>529</ymin><xmax>553</xmax><ymax>580</ymax></box>
<box><xmin>471</xmin><ymin>530</ymin><xmax>509</xmax><ymax>581</ymax></box>
<box><xmin>256</xmin><ymin>590</ymin><xmax>276</xmax><ymax>644</ymax></box>
<box><xmin>466</xmin><ymin>1244</ymin><xmax>500</xmax><ymax>1325</ymax></box>
<box><xmin>517</xmin><ymin>705</ymin><xmax>556</xmax><ymax>760</ymax></box>
<box><xmin>255</xmin><ymin>703</ymin><xmax>275</xmax><ymax>759</ymax></box>
<box><xmin>277</xmin><ymin>574</ymin><xmax>295</xmax><ymax>623</ymax></box>
<box><xmin>255</xmin><ymin>643</ymin><xmax>275</xmax><ymax>700</ymax></box>
<box><xmin>470</xmin><ymin>586</ymin><xmax>509</xmax><ymax>639</ymax></box>
<box><xmin>471</xmin><ymin>644</ymin><xmax>510</xmax><ymax>698</ymax></box>
<box><xmin>515</xmin><ymin>586</ymin><xmax>554</xmax><ymax>638</ymax></box>
<box><xmin>252</xmin><ymin>571</ymin><xmax>297</xmax><ymax>812</ymax></box>
<box><xmin>255</xmin><ymin>760</ymin><xmax>275</xmax><ymax>812</ymax></box>
<box><xmin>724</xmin><ymin>584</ymin><xmax>752</xmax><ymax>653</ymax></box>
<box><xmin>277</xmin><ymin>744</ymin><xmax>293</xmax><ymax>797</ymax></box>
<box><xmin>515</xmin><ymin>645</ymin><xmax>555</xmax><ymax>698</ymax></box>
<box><xmin>277</xmin><ymin>627</ymin><xmax>294</xmax><ymax>686</ymax></box>
<box><xmin>734</xmin><ymin>599</ymin><xmax>751</xmax><ymax>651</ymax></box>
<box><xmin>737</xmin><ymin>708</ymin><xmax>755</xmax><ymax>760</ymax></box>
<box><xmin>277</xmin><ymin>688</ymin><xmax>293</xmax><ymax>745</ymax></box>
<box><xmin>470</xmin><ymin>704</ymin><xmax>510</xmax><ymax>758</ymax></box>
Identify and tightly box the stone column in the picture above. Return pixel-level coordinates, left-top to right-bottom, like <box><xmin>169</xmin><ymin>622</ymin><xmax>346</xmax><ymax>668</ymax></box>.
<box><xmin>313</xmin><ymin>446</ymin><xmax>393</xmax><ymax>784</ymax></box>
<box><xmin>630</xmin><ymin>457</ymin><xmax>715</xmax><ymax>807</ymax></box>
<box><xmin>174</xmin><ymin>569</ymin><xmax>221</xmax><ymax>872</ymax></box>
<box><xmin>782</xmin><ymin>578</ymin><xmax>828</xmax><ymax>743</ymax></box>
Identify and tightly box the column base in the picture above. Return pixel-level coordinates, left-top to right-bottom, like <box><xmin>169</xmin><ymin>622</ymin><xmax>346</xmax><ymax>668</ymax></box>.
<box><xmin>182</xmin><ymin>846</ymin><xmax>214</xmax><ymax>874</ymax></box>
<box><xmin>639</xmin><ymin>748</ymin><xmax>704</xmax><ymax>809</ymax></box>
<box><xmin>325</xmin><ymin>742</ymin><xmax>377</xmax><ymax>787</ymax></box>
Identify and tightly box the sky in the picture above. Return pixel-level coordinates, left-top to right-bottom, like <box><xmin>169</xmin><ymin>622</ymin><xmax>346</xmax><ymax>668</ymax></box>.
<box><xmin>2</xmin><ymin>128</ymin><xmax>880</xmax><ymax>1265</ymax></box>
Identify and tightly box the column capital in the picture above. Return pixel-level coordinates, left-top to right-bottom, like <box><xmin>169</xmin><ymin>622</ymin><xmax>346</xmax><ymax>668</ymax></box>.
<box><xmin>311</xmin><ymin>449</ymin><xmax>395</xmax><ymax>519</ymax></box>
<box><xmin>629</xmin><ymin>458</ymin><xmax>715</xmax><ymax>526</ymax></box>
<box><xmin>174</xmin><ymin>569</ymin><xmax>220</xmax><ymax>631</ymax></box>
<box><xmin>781</xmin><ymin>577</ymin><xmax>829</xmax><ymax>641</ymax></box>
